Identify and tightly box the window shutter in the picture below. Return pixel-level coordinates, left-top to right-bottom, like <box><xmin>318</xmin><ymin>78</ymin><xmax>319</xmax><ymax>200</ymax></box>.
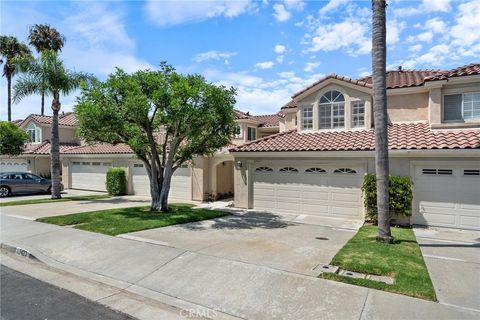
<box><xmin>443</xmin><ymin>94</ymin><xmax>462</xmax><ymax>121</ymax></box>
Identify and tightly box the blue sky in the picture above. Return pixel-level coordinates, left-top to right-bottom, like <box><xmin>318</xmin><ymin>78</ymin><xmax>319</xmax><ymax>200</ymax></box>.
<box><xmin>1</xmin><ymin>0</ymin><xmax>479</xmax><ymax>120</ymax></box>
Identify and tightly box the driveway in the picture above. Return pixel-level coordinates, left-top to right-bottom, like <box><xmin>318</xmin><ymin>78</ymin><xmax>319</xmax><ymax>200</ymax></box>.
<box><xmin>122</xmin><ymin>211</ymin><xmax>361</xmax><ymax>276</ymax></box>
<box><xmin>414</xmin><ymin>227</ymin><xmax>480</xmax><ymax>312</ymax></box>
<box><xmin>0</xmin><ymin>189</ymin><xmax>106</xmax><ymax>203</ymax></box>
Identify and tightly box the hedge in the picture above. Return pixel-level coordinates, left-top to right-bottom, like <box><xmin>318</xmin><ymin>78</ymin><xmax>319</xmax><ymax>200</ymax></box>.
<box><xmin>361</xmin><ymin>173</ymin><xmax>413</xmax><ymax>222</ymax></box>
<box><xmin>105</xmin><ymin>168</ymin><xmax>126</xmax><ymax>196</ymax></box>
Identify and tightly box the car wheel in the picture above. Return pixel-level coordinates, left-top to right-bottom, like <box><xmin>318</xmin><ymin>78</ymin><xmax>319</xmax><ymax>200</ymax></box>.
<box><xmin>0</xmin><ymin>186</ymin><xmax>10</xmax><ymax>197</ymax></box>
<box><xmin>46</xmin><ymin>187</ymin><xmax>52</xmax><ymax>194</ymax></box>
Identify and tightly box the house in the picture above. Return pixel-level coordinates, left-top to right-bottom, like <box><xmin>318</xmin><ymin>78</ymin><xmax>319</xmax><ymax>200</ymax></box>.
<box><xmin>230</xmin><ymin>63</ymin><xmax>480</xmax><ymax>231</ymax></box>
<box><xmin>0</xmin><ymin>113</ymin><xmax>80</xmax><ymax>174</ymax></box>
<box><xmin>57</xmin><ymin>110</ymin><xmax>281</xmax><ymax>201</ymax></box>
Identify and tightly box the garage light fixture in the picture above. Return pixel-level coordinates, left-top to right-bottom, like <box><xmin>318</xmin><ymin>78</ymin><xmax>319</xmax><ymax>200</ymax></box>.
<box><xmin>236</xmin><ymin>160</ymin><xmax>242</xmax><ymax>168</ymax></box>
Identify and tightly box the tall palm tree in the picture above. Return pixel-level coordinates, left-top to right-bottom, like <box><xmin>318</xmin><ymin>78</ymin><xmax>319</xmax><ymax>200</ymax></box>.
<box><xmin>0</xmin><ymin>36</ymin><xmax>32</xmax><ymax>121</ymax></box>
<box><xmin>372</xmin><ymin>0</ymin><xmax>392</xmax><ymax>243</ymax></box>
<box><xmin>13</xmin><ymin>51</ymin><xmax>94</xmax><ymax>199</ymax></box>
<box><xmin>28</xmin><ymin>24</ymin><xmax>66</xmax><ymax>115</ymax></box>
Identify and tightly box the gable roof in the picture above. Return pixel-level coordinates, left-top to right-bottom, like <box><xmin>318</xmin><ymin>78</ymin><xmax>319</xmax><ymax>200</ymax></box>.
<box><xmin>23</xmin><ymin>141</ymin><xmax>80</xmax><ymax>155</ymax></box>
<box><xmin>62</xmin><ymin>143</ymin><xmax>134</xmax><ymax>154</ymax></box>
<box><xmin>20</xmin><ymin>112</ymin><xmax>77</xmax><ymax>128</ymax></box>
<box><xmin>230</xmin><ymin>123</ymin><xmax>480</xmax><ymax>153</ymax></box>
<box><xmin>252</xmin><ymin>114</ymin><xmax>281</xmax><ymax>127</ymax></box>
<box><xmin>292</xmin><ymin>73</ymin><xmax>372</xmax><ymax>99</ymax></box>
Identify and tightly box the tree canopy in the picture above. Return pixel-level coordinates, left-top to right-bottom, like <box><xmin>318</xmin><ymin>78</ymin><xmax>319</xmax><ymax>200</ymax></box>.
<box><xmin>0</xmin><ymin>121</ymin><xmax>29</xmax><ymax>156</ymax></box>
<box><xmin>75</xmin><ymin>63</ymin><xmax>237</xmax><ymax>211</ymax></box>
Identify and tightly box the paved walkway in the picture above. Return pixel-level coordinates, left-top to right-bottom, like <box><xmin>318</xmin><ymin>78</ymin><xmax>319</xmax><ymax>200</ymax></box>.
<box><xmin>1</xmin><ymin>214</ymin><xmax>478</xmax><ymax>320</ymax></box>
<box><xmin>0</xmin><ymin>189</ymin><xmax>106</xmax><ymax>203</ymax></box>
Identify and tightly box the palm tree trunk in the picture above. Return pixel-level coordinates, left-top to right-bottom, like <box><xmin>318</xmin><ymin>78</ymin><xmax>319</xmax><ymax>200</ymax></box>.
<box><xmin>7</xmin><ymin>75</ymin><xmax>12</xmax><ymax>122</ymax></box>
<box><xmin>50</xmin><ymin>97</ymin><xmax>62</xmax><ymax>199</ymax></box>
<box><xmin>372</xmin><ymin>0</ymin><xmax>392</xmax><ymax>243</ymax></box>
<box><xmin>41</xmin><ymin>92</ymin><xmax>45</xmax><ymax>115</ymax></box>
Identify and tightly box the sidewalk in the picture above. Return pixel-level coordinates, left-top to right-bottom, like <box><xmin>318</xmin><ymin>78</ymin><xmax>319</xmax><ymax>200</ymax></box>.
<box><xmin>1</xmin><ymin>214</ymin><xmax>479</xmax><ymax>320</ymax></box>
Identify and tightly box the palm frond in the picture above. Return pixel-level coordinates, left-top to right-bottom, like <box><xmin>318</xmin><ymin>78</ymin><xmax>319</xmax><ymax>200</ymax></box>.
<box><xmin>13</xmin><ymin>75</ymin><xmax>41</xmax><ymax>103</ymax></box>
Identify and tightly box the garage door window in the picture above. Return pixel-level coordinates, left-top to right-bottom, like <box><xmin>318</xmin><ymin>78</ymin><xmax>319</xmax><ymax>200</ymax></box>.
<box><xmin>333</xmin><ymin>168</ymin><xmax>357</xmax><ymax>174</ymax></box>
<box><xmin>305</xmin><ymin>167</ymin><xmax>326</xmax><ymax>174</ymax></box>
<box><xmin>134</xmin><ymin>163</ymin><xmax>144</xmax><ymax>168</ymax></box>
<box><xmin>279</xmin><ymin>167</ymin><xmax>299</xmax><ymax>173</ymax></box>
<box><xmin>72</xmin><ymin>161</ymin><xmax>80</xmax><ymax>165</ymax></box>
<box><xmin>464</xmin><ymin>169</ymin><xmax>480</xmax><ymax>176</ymax></box>
<box><xmin>255</xmin><ymin>167</ymin><xmax>273</xmax><ymax>173</ymax></box>
<box><xmin>422</xmin><ymin>168</ymin><xmax>453</xmax><ymax>175</ymax></box>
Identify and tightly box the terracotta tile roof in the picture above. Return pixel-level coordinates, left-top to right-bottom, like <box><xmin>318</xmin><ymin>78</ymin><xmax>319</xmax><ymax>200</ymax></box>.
<box><xmin>230</xmin><ymin>123</ymin><xmax>480</xmax><ymax>152</ymax></box>
<box><xmin>292</xmin><ymin>73</ymin><xmax>372</xmax><ymax>99</ymax></box>
<box><xmin>234</xmin><ymin>110</ymin><xmax>251</xmax><ymax>120</ymax></box>
<box><xmin>280</xmin><ymin>100</ymin><xmax>298</xmax><ymax>110</ymax></box>
<box><xmin>20</xmin><ymin>112</ymin><xmax>77</xmax><ymax>127</ymax></box>
<box><xmin>23</xmin><ymin>141</ymin><xmax>80</xmax><ymax>155</ymax></box>
<box><xmin>425</xmin><ymin>62</ymin><xmax>480</xmax><ymax>82</ymax></box>
<box><xmin>359</xmin><ymin>69</ymin><xmax>443</xmax><ymax>89</ymax></box>
<box><xmin>63</xmin><ymin>143</ymin><xmax>133</xmax><ymax>154</ymax></box>
<box><xmin>252</xmin><ymin>114</ymin><xmax>281</xmax><ymax>127</ymax></box>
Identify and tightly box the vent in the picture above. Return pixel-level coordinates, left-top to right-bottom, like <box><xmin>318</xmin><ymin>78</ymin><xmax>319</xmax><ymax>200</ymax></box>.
<box><xmin>464</xmin><ymin>169</ymin><xmax>480</xmax><ymax>176</ymax></box>
<box><xmin>422</xmin><ymin>168</ymin><xmax>453</xmax><ymax>175</ymax></box>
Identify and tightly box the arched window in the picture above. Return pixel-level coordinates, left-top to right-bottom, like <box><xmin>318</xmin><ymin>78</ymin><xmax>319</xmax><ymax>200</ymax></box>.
<box><xmin>305</xmin><ymin>167</ymin><xmax>327</xmax><ymax>174</ymax></box>
<box><xmin>26</xmin><ymin>122</ymin><xmax>42</xmax><ymax>143</ymax></box>
<box><xmin>333</xmin><ymin>168</ymin><xmax>357</xmax><ymax>174</ymax></box>
<box><xmin>319</xmin><ymin>90</ymin><xmax>345</xmax><ymax>129</ymax></box>
<box><xmin>279</xmin><ymin>167</ymin><xmax>298</xmax><ymax>173</ymax></box>
<box><xmin>255</xmin><ymin>166</ymin><xmax>273</xmax><ymax>173</ymax></box>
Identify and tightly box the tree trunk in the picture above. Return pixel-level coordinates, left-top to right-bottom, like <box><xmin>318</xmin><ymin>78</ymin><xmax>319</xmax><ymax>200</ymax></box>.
<box><xmin>50</xmin><ymin>97</ymin><xmax>62</xmax><ymax>199</ymax></box>
<box><xmin>159</xmin><ymin>166</ymin><xmax>173</xmax><ymax>212</ymax></box>
<box><xmin>149</xmin><ymin>169</ymin><xmax>162</xmax><ymax>211</ymax></box>
<box><xmin>372</xmin><ymin>0</ymin><xmax>392</xmax><ymax>243</ymax></box>
<box><xmin>41</xmin><ymin>92</ymin><xmax>45</xmax><ymax>115</ymax></box>
<box><xmin>7</xmin><ymin>75</ymin><xmax>12</xmax><ymax>122</ymax></box>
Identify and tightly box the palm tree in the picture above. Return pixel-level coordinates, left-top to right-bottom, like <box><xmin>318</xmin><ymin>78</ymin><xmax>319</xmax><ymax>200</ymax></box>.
<box><xmin>0</xmin><ymin>36</ymin><xmax>32</xmax><ymax>121</ymax></box>
<box><xmin>28</xmin><ymin>24</ymin><xmax>66</xmax><ymax>115</ymax></box>
<box><xmin>372</xmin><ymin>0</ymin><xmax>393</xmax><ymax>243</ymax></box>
<box><xmin>13</xmin><ymin>51</ymin><xmax>94</xmax><ymax>199</ymax></box>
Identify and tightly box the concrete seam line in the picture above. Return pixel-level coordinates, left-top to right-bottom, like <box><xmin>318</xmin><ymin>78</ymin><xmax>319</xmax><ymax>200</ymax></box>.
<box><xmin>422</xmin><ymin>254</ymin><xmax>470</xmax><ymax>263</ymax></box>
<box><xmin>9</xmin><ymin>229</ymin><xmax>60</xmax><ymax>243</ymax></box>
<box><xmin>415</xmin><ymin>236</ymin><xmax>479</xmax><ymax>245</ymax></box>
<box><xmin>438</xmin><ymin>302</ymin><xmax>480</xmax><ymax>314</ymax></box>
<box><xmin>358</xmin><ymin>289</ymin><xmax>370</xmax><ymax>320</ymax></box>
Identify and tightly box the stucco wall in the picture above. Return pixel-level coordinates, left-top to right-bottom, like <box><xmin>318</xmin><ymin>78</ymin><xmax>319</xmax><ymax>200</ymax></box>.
<box><xmin>233</xmin><ymin>158</ymin><xmax>250</xmax><ymax>208</ymax></box>
<box><xmin>216</xmin><ymin>160</ymin><xmax>234</xmax><ymax>195</ymax></box>
<box><xmin>41</xmin><ymin>126</ymin><xmax>79</xmax><ymax>143</ymax></box>
<box><xmin>192</xmin><ymin>157</ymin><xmax>209</xmax><ymax>201</ymax></box>
<box><xmin>387</xmin><ymin>92</ymin><xmax>429</xmax><ymax>123</ymax></box>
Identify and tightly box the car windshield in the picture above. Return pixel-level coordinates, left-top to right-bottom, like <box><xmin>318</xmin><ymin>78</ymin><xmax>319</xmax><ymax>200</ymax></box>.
<box><xmin>22</xmin><ymin>173</ymin><xmax>41</xmax><ymax>180</ymax></box>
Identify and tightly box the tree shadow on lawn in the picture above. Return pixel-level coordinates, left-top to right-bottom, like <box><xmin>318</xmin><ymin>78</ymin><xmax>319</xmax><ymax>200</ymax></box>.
<box><xmin>176</xmin><ymin>211</ymin><xmax>295</xmax><ymax>231</ymax></box>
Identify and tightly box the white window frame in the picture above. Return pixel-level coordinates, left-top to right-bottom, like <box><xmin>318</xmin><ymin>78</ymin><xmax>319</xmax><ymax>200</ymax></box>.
<box><xmin>462</xmin><ymin>92</ymin><xmax>480</xmax><ymax>120</ymax></box>
<box><xmin>26</xmin><ymin>122</ymin><xmax>42</xmax><ymax>144</ymax></box>
<box><xmin>319</xmin><ymin>91</ymin><xmax>345</xmax><ymax>129</ymax></box>
<box><xmin>351</xmin><ymin>101</ymin><xmax>365</xmax><ymax>128</ymax></box>
<box><xmin>247</xmin><ymin>127</ymin><xmax>256</xmax><ymax>141</ymax></box>
<box><xmin>301</xmin><ymin>106</ymin><xmax>313</xmax><ymax>130</ymax></box>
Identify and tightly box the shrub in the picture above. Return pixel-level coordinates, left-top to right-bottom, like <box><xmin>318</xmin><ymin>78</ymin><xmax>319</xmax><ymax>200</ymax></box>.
<box><xmin>361</xmin><ymin>173</ymin><xmax>413</xmax><ymax>222</ymax></box>
<box><xmin>106</xmin><ymin>168</ymin><xmax>126</xmax><ymax>196</ymax></box>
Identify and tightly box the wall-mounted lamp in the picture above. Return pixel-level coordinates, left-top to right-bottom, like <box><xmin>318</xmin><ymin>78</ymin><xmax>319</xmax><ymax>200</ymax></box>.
<box><xmin>236</xmin><ymin>160</ymin><xmax>242</xmax><ymax>168</ymax></box>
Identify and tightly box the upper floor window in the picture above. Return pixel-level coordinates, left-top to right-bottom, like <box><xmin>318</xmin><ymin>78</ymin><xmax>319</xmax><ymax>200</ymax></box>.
<box><xmin>301</xmin><ymin>106</ymin><xmax>313</xmax><ymax>130</ymax></box>
<box><xmin>26</xmin><ymin>122</ymin><xmax>41</xmax><ymax>143</ymax></box>
<box><xmin>319</xmin><ymin>90</ymin><xmax>345</xmax><ymax>129</ymax></box>
<box><xmin>247</xmin><ymin>127</ymin><xmax>256</xmax><ymax>141</ymax></box>
<box><xmin>234</xmin><ymin>125</ymin><xmax>242</xmax><ymax>138</ymax></box>
<box><xmin>444</xmin><ymin>92</ymin><xmax>480</xmax><ymax>122</ymax></box>
<box><xmin>351</xmin><ymin>101</ymin><xmax>365</xmax><ymax>128</ymax></box>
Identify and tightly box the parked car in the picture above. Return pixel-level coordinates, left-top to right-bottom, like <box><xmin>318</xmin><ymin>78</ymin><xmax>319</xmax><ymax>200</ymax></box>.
<box><xmin>0</xmin><ymin>172</ymin><xmax>63</xmax><ymax>197</ymax></box>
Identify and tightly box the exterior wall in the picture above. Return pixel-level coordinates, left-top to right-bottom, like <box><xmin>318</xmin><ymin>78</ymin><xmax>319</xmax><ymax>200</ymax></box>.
<box><xmin>41</xmin><ymin>126</ymin><xmax>79</xmax><ymax>143</ymax></box>
<box><xmin>282</xmin><ymin>112</ymin><xmax>297</xmax><ymax>131</ymax></box>
<box><xmin>233</xmin><ymin>158</ymin><xmax>250</xmax><ymax>208</ymax></box>
<box><xmin>257</xmin><ymin>127</ymin><xmax>279</xmax><ymax>138</ymax></box>
<box><xmin>215</xmin><ymin>160</ymin><xmax>234</xmax><ymax>195</ymax></box>
<box><xmin>192</xmin><ymin>157</ymin><xmax>209</xmax><ymax>201</ymax></box>
<box><xmin>231</xmin><ymin>122</ymin><xmax>259</xmax><ymax>145</ymax></box>
<box><xmin>387</xmin><ymin>92</ymin><xmax>429</xmax><ymax>123</ymax></box>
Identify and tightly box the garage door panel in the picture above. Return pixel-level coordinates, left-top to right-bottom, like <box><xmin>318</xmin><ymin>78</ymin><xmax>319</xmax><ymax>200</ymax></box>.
<box><xmin>330</xmin><ymin>190</ymin><xmax>360</xmax><ymax>203</ymax></box>
<box><xmin>302</xmin><ymin>190</ymin><xmax>329</xmax><ymax>200</ymax></box>
<box><xmin>276</xmin><ymin>187</ymin><xmax>301</xmax><ymax>198</ymax></box>
<box><xmin>302</xmin><ymin>204</ymin><xmax>329</xmax><ymax>215</ymax></box>
<box><xmin>71</xmin><ymin>163</ymin><xmax>111</xmax><ymax>191</ymax></box>
<box><xmin>331</xmin><ymin>206</ymin><xmax>360</xmax><ymax>217</ymax></box>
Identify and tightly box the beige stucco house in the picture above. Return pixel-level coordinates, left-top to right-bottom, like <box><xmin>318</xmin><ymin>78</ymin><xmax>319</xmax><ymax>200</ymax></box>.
<box><xmin>230</xmin><ymin>63</ymin><xmax>480</xmax><ymax>231</ymax></box>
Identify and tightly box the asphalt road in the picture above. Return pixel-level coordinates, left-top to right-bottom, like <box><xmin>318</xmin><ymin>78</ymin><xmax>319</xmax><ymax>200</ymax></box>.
<box><xmin>0</xmin><ymin>265</ymin><xmax>135</xmax><ymax>320</ymax></box>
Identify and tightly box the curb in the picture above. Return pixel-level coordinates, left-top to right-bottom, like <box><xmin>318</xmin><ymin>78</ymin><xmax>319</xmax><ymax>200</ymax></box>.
<box><xmin>1</xmin><ymin>243</ymin><xmax>41</xmax><ymax>262</ymax></box>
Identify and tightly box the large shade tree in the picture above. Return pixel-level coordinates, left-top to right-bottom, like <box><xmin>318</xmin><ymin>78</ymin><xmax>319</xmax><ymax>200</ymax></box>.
<box><xmin>0</xmin><ymin>36</ymin><xmax>32</xmax><ymax>121</ymax></box>
<box><xmin>13</xmin><ymin>51</ymin><xmax>94</xmax><ymax>199</ymax></box>
<box><xmin>0</xmin><ymin>121</ymin><xmax>29</xmax><ymax>156</ymax></box>
<box><xmin>75</xmin><ymin>64</ymin><xmax>237</xmax><ymax>212</ymax></box>
<box><xmin>28</xmin><ymin>24</ymin><xmax>66</xmax><ymax>115</ymax></box>
<box><xmin>372</xmin><ymin>0</ymin><xmax>393</xmax><ymax>243</ymax></box>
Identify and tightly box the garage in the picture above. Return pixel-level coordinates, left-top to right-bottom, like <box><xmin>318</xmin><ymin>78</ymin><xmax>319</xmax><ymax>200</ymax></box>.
<box><xmin>253</xmin><ymin>163</ymin><xmax>364</xmax><ymax>218</ymax></box>
<box><xmin>71</xmin><ymin>161</ymin><xmax>112</xmax><ymax>191</ymax></box>
<box><xmin>413</xmin><ymin>165</ymin><xmax>480</xmax><ymax>230</ymax></box>
<box><xmin>0</xmin><ymin>158</ymin><xmax>28</xmax><ymax>172</ymax></box>
<box><xmin>130</xmin><ymin>162</ymin><xmax>191</xmax><ymax>200</ymax></box>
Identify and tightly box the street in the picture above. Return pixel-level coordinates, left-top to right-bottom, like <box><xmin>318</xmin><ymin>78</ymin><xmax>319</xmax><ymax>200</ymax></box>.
<box><xmin>0</xmin><ymin>265</ymin><xmax>134</xmax><ymax>320</ymax></box>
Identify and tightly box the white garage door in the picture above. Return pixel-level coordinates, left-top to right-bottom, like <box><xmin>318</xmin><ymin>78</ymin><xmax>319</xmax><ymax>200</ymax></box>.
<box><xmin>253</xmin><ymin>164</ymin><xmax>364</xmax><ymax>218</ymax></box>
<box><xmin>131</xmin><ymin>162</ymin><xmax>191</xmax><ymax>200</ymax></box>
<box><xmin>413</xmin><ymin>166</ymin><xmax>480</xmax><ymax>230</ymax></box>
<box><xmin>71</xmin><ymin>161</ymin><xmax>112</xmax><ymax>191</ymax></box>
<box><xmin>0</xmin><ymin>158</ymin><xmax>28</xmax><ymax>172</ymax></box>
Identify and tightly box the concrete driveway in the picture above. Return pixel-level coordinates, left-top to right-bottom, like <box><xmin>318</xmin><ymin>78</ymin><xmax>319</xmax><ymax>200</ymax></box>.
<box><xmin>0</xmin><ymin>189</ymin><xmax>106</xmax><ymax>203</ymax></box>
<box><xmin>414</xmin><ymin>227</ymin><xmax>480</xmax><ymax>312</ymax></box>
<box><xmin>122</xmin><ymin>211</ymin><xmax>360</xmax><ymax>276</ymax></box>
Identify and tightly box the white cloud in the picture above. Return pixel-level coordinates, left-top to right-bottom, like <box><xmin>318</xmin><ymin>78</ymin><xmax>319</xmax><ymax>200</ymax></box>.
<box><xmin>306</xmin><ymin>19</ymin><xmax>370</xmax><ymax>55</ymax></box>
<box><xmin>193</xmin><ymin>51</ymin><xmax>236</xmax><ymax>63</ymax></box>
<box><xmin>273</xmin><ymin>3</ymin><xmax>291</xmax><ymax>22</ymax></box>
<box><xmin>145</xmin><ymin>0</ymin><xmax>255</xmax><ymax>27</ymax></box>
<box><xmin>284</xmin><ymin>0</ymin><xmax>306</xmax><ymax>11</ymax></box>
<box><xmin>274</xmin><ymin>44</ymin><xmax>286</xmax><ymax>54</ymax></box>
<box><xmin>387</xmin><ymin>20</ymin><xmax>406</xmax><ymax>45</ymax></box>
<box><xmin>409</xmin><ymin>44</ymin><xmax>423</xmax><ymax>52</ymax></box>
<box><xmin>450</xmin><ymin>0</ymin><xmax>480</xmax><ymax>48</ymax></box>
<box><xmin>276</xmin><ymin>55</ymin><xmax>285</xmax><ymax>63</ymax></box>
<box><xmin>402</xmin><ymin>44</ymin><xmax>450</xmax><ymax>69</ymax></box>
<box><xmin>319</xmin><ymin>0</ymin><xmax>350</xmax><ymax>14</ymax></box>
<box><xmin>304</xmin><ymin>62</ymin><xmax>320</xmax><ymax>73</ymax></box>
<box><xmin>395</xmin><ymin>0</ymin><xmax>451</xmax><ymax>16</ymax></box>
<box><xmin>255</xmin><ymin>61</ymin><xmax>275</xmax><ymax>69</ymax></box>
<box><xmin>425</xmin><ymin>17</ymin><xmax>447</xmax><ymax>34</ymax></box>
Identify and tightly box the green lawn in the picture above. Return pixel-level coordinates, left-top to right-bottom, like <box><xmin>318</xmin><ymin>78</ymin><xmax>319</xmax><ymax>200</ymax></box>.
<box><xmin>0</xmin><ymin>194</ymin><xmax>112</xmax><ymax>207</ymax></box>
<box><xmin>320</xmin><ymin>225</ymin><xmax>436</xmax><ymax>301</ymax></box>
<box><xmin>37</xmin><ymin>204</ymin><xmax>228</xmax><ymax>236</ymax></box>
